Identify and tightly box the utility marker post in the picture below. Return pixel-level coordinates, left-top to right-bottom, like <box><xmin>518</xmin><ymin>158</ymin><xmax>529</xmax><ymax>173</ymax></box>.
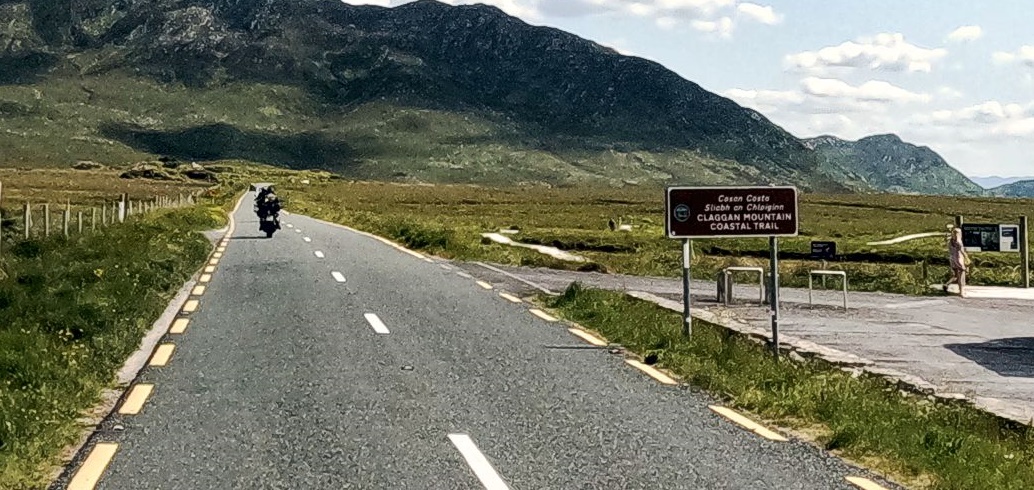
<box><xmin>682</xmin><ymin>238</ymin><xmax>692</xmax><ymax>337</ymax></box>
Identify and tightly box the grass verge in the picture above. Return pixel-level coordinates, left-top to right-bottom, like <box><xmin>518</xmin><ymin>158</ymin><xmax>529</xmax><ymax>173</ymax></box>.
<box><xmin>0</xmin><ymin>205</ymin><xmax>225</xmax><ymax>489</ymax></box>
<box><xmin>546</xmin><ymin>284</ymin><xmax>1034</xmax><ymax>490</ymax></box>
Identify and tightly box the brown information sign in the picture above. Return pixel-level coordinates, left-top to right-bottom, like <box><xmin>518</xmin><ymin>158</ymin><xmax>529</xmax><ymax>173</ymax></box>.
<box><xmin>665</xmin><ymin>186</ymin><xmax>799</xmax><ymax>239</ymax></box>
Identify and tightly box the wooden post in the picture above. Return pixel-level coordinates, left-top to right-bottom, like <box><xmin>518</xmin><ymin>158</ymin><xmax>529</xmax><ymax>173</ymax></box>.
<box><xmin>44</xmin><ymin>203</ymin><xmax>50</xmax><ymax>236</ymax></box>
<box><xmin>1021</xmin><ymin>216</ymin><xmax>1030</xmax><ymax>289</ymax></box>
<box><xmin>78</xmin><ymin>211</ymin><xmax>83</xmax><ymax>234</ymax></box>
<box><xmin>24</xmin><ymin>202</ymin><xmax>31</xmax><ymax>239</ymax></box>
<box><xmin>63</xmin><ymin>209</ymin><xmax>69</xmax><ymax>237</ymax></box>
<box><xmin>92</xmin><ymin>208</ymin><xmax>97</xmax><ymax>231</ymax></box>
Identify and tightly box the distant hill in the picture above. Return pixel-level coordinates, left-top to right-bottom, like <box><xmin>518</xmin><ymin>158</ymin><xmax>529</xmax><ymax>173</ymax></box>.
<box><xmin>971</xmin><ymin>176</ymin><xmax>1034</xmax><ymax>190</ymax></box>
<box><xmin>990</xmin><ymin>180</ymin><xmax>1034</xmax><ymax>198</ymax></box>
<box><xmin>803</xmin><ymin>134</ymin><xmax>985</xmax><ymax>196</ymax></box>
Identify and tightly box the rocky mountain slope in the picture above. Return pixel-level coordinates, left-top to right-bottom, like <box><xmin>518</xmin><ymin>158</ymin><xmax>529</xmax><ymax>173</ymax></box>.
<box><xmin>0</xmin><ymin>0</ymin><xmax>973</xmax><ymax>194</ymax></box>
<box><xmin>990</xmin><ymin>180</ymin><xmax>1034</xmax><ymax>198</ymax></box>
<box><xmin>803</xmin><ymin>134</ymin><xmax>984</xmax><ymax>196</ymax></box>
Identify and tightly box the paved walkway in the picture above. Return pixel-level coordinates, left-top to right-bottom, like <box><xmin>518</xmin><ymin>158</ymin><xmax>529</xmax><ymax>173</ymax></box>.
<box><xmin>458</xmin><ymin>263</ymin><xmax>1034</xmax><ymax>426</ymax></box>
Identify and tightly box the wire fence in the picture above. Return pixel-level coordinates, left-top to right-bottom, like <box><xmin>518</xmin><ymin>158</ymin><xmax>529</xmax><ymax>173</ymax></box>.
<box><xmin>0</xmin><ymin>180</ymin><xmax>207</xmax><ymax>257</ymax></box>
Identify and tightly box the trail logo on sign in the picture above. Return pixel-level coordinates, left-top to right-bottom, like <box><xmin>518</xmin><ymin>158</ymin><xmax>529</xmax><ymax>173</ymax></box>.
<box><xmin>674</xmin><ymin>204</ymin><xmax>690</xmax><ymax>222</ymax></box>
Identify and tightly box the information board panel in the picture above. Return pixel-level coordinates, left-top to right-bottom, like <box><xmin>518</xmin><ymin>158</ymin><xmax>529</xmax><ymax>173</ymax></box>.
<box><xmin>665</xmin><ymin>186</ymin><xmax>799</xmax><ymax>239</ymax></box>
<box><xmin>962</xmin><ymin>223</ymin><xmax>1019</xmax><ymax>252</ymax></box>
<box><xmin>811</xmin><ymin>241</ymin><xmax>837</xmax><ymax>260</ymax></box>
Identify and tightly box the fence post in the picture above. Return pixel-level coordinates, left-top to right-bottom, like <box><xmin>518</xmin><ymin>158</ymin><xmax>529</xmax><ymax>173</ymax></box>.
<box><xmin>92</xmin><ymin>208</ymin><xmax>97</xmax><ymax>231</ymax></box>
<box><xmin>78</xmin><ymin>211</ymin><xmax>83</xmax><ymax>234</ymax></box>
<box><xmin>24</xmin><ymin>202</ymin><xmax>31</xmax><ymax>239</ymax></box>
<box><xmin>63</xmin><ymin>209</ymin><xmax>69</xmax><ymax>238</ymax></box>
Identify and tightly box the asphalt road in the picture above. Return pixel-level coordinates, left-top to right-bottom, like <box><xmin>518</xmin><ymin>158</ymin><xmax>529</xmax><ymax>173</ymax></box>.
<box><xmin>55</xmin><ymin>192</ymin><xmax>898</xmax><ymax>489</ymax></box>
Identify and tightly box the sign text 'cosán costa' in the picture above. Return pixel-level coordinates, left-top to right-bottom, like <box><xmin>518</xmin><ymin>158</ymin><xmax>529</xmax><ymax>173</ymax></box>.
<box><xmin>665</xmin><ymin>186</ymin><xmax>799</xmax><ymax>239</ymax></box>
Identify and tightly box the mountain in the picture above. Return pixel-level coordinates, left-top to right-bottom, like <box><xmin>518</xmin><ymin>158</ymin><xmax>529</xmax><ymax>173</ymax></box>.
<box><xmin>0</xmin><ymin>0</ymin><xmax>863</xmax><ymax>190</ymax></box>
<box><xmin>803</xmin><ymin>134</ymin><xmax>984</xmax><ymax>196</ymax></box>
<box><xmin>990</xmin><ymin>180</ymin><xmax>1034</xmax><ymax>198</ymax></box>
<box><xmin>971</xmin><ymin>176</ymin><xmax>1034</xmax><ymax>190</ymax></box>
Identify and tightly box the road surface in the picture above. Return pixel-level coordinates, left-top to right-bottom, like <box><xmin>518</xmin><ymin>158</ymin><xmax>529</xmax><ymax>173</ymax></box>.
<box><xmin>54</xmin><ymin>192</ymin><xmax>896</xmax><ymax>489</ymax></box>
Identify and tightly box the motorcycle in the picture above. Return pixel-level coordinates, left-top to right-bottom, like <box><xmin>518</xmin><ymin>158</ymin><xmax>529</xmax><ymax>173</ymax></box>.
<box><xmin>259</xmin><ymin>212</ymin><xmax>280</xmax><ymax>238</ymax></box>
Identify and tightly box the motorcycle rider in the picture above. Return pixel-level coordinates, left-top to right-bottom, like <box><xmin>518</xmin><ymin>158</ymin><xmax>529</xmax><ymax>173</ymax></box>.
<box><xmin>255</xmin><ymin>186</ymin><xmax>282</xmax><ymax>231</ymax></box>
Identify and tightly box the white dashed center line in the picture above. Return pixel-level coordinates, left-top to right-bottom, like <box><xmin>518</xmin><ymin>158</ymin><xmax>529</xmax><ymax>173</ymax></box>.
<box><xmin>314</xmin><ymin>251</ymin><xmax>325</xmax><ymax>258</ymax></box>
<box><xmin>448</xmin><ymin>434</ymin><xmax>510</xmax><ymax>490</ymax></box>
<box><xmin>331</xmin><ymin>271</ymin><xmax>346</xmax><ymax>283</ymax></box>
<box><xmin>303</xmin><ymin>237</ymin><xmax>312</xmax><ymax>242</ymax></box>
<box><xmin>295</xmin><ymin>229</ymin><xmax>302</xmax><ymax>233</ymax></box>
<box><xmin>456</xmin><ymin>271</ymin><xmax>473</xmax><ymax>279</ymax></box>
<box><xmin>364</xmin><ymin>313</ymin><xmax>391</xmax><ymax>334</ymax></box>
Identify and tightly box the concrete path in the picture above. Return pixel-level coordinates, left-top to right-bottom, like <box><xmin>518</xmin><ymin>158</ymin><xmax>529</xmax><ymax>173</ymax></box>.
<box><xmin>53</xmin><ymin>193</ymin><xmax>894</xmax><ymax>489</ymax></box>
<box><xmin>459</xmin><ymin>264</ymin><xmax>1034</xmax><ymax>426</ymax></box>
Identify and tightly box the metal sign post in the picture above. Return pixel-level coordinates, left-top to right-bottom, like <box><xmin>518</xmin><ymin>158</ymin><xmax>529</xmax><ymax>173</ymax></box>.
<box><xmin>682</xmin><ymin>238</ymin><xmax>692</xmax><ymax>337</ymax></box>
<box><xmin>770</xmin><ymin>236</ymin><xmax>780</xmax><ymax>359</ymax></box>
<box><xmin>665</xmin><ymin>186</ymin><xmax>799</xmax><ymax>345</ymax></box>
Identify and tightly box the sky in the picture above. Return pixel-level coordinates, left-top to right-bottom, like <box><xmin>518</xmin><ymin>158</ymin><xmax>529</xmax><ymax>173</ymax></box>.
<box><xmin>343</xmin><ymin>0</ymin><xmax>1033</xmax><ymax>178</ymax></box>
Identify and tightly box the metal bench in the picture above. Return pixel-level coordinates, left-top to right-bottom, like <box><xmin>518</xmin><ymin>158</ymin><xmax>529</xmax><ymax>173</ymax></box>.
<box><xmin>808</xmin><ymin>270</ymin><xmax>848</xmax><ymax>309</ymax></box>
<box><xmin>717</xmin><ymin>267</ymin><xmax>765</xmax><ymax>306</ymax></box>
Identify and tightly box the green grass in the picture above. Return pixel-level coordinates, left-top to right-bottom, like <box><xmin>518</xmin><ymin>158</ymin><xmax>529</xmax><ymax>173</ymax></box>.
<box><xmin>0</xmin><ymin>205</ymin><xmax>225</xmax><ymax>489</ymax></box>
<box><xmin>279</xmin><ymin>179</ymin><xmax>1034</xmax><ymax>295</ymax></box>
<box><xmin>546</xmin><ymin>285</ymin><xmax>1034</xmax><ymax>489</ymax></box>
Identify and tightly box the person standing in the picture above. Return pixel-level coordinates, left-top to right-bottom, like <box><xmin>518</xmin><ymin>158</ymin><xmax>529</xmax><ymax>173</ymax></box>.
<box><xmin>945</xmin><ymin>227</ymin><xmax>970</xmax><ymax>297</ymax></box>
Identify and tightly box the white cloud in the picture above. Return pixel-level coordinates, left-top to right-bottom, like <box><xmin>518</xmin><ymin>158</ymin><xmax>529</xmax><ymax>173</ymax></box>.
<box><xmin>691</xmin><ymin>17</ymin><xmax>734</xmax><ymax>38</ymax></box>
<box><xmin>992</xmin><ymin>45</ymin><xmax>1034</xmax><ymax>68</ymax></box>
<box><xmin>656</xmin><ymin>16</ymin><xmax>679</xmax><ymax>30</ymax></box>
<box><xmin>937</xmin><ymin>87</ymin><xmax>964</xmax><ymax>99</ymax></box>
<box><xmin>801</xmin><ymin>77</ymin><xmax>931</xmax><ymax>103</ymax></box>
<box><xmin>946</xmin><ymin>25</ymin><xmax>982</xmax><ymax>43</ymax></box>
<box><xmin>786</xmin><ymin>33</ymin><xmax>949</xmax><ymax>74</ymax></box>
<box><xmin>736</xmin><ymin>2</ymin><xmax>782</xmax><ymax>25</ymax></box>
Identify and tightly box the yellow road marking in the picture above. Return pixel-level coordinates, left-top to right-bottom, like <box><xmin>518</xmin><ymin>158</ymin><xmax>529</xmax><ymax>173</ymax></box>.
<box><xmin>217</xmin><ymin>246</ymin><xmax>226</xmax><ymax>252</ymax></box>
<box><xmin>118</xmin><ymin>384</ymin><xmax>154</xmax><ymax>415</ymax></box>
<box><xmin>204</xmin><ymin>265</ymin><xmax>216</xmax><ymax>274</ymax></box>
<box><xmin>846</xmin><ymin>477</ymin><xmax>889</xmax><ymax>490</ymax></box>
<box><xmin>476</xmin><ymin>281</ymin><xmax>494</xmax><ymax>290</ymax></box>
<box><xmin>568</xmin><ymin>328</ymin><xmax>608</xmax><ymax>346</ymax></box>
<box><xmin>191</xmin><ymin>285</ymin><xmax>206</xmax><ymax>296</ymax></box>
<box><xmin>169</xmin><ymin>318</ymin><xmax>189</xmax><ymax>334</ymax></box>
<box><xmin>529</xmin><ymin>309</ymin><xmax>558</xmax><ymax>322</ymax></box>
<box><xmin>213</xmin><ymin>252</ymin><xmax>223</xmax><ymax>259</ymax></box>
<box><xmin>182</xmin><ymin>300</ymin><xmax>199</xmax><ymax>313</ymax></box>
<box><xmin>499</xmin><ymin>293</ymin><xmax>523</xmax><ymax>303</ymax></box>
<box><xmin>199</xmin><ymin>274</ymin><xmax>212</xmax><ymax>283</ymax></box>
<box><xmin>149</xmin><ymin>344</ymin><xmax>176</xmax><ymax>366</ymax></box>
<box><xmin>709</xmin><ymin>406</ymin><xmax>788</xmax><ymax>442</ymax></box>
<box><xmin>423</xmin><ymin>257</ymin><xmax>434</xmax><ymax>263</ymax></box>
<box><xmin>67</xmin><ymin>442</ymin><xmax>118</xmax><ymax>490</ymax></box>
<box><xmin>208</xmin><ymin>258</ymin><xmax>219</xmax><ymax>265</ymax></box>
<box><xmin>625</xmin><ymin>359</ymin><xmax>678</xmax><ymax>385</ymax></box>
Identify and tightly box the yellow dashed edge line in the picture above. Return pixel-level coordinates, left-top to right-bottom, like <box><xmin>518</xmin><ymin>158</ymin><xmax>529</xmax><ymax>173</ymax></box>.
<box><xmin>709</xmin><ymin>405</ymin><xmax>788</xmax><ymax>442</ymax></box>
<box><xmin>118</xmin><ymin>384</ymin><xmax>154</xmax><ymax>415</ymax></box>
<box><xmin>182</xmin><ymin>299</ymin><xmax>199</xmax><ymax>313</ymax></box>
<box><xmin>149</xmin><ymin>344</ymin><xmax>176</xmax><ymax>367</ymax></box>
<box><xmin>208</xmin><ymin>258</ymin><xmax>219</xmax><ymax>265</ymax></box>
<box><xmin>191</xmin><ymin>285</ymin><xmax>206</xmax><ymax>296</ymax></box>
<box><xmin>67</xmin><ymin>442</ymin><xmax>118</xmax><ymax>490</ymax></box>
<box><xmin>529</xmin><ymin>309</ymin><xmax>558</xmax><ymax>322</ymax></box>
<box><xmin>625</xmin><ymin>359</ymin><xmax>678</xmax><ymax>386</ymax></box>
<box><xmin>499</xmin><ymin>293</ymin><xmax>523</xmax><ymax>303</ymax></box>
<box><xmin>568</xmin><ymin>328</ymin><xmax>608</xmax><ymax>347</ymax></box>
<box><xmin>169</xmin><ymin>318</ymin><xmax>189</xmax><ymax>334</ymax></box>
<box><xmin>199</xmin><ymin>274</ymin><xmax>212</xmax><ymax>284</ymax></box>
<box><xmin>213</xmin><ymin>252</ymin><xmax>223</xmax><ymax>259</ymax></box>
<box><xmin>476</xmin><ymin>281</ymin><xmax>494</xmax><ymax>290</ymax></box>
<box><xmin>216</xmin><ymin>246</ymin><xmax>226</xmax><ymax>252</ymax></box>
<box><xmin>204</xmin><ymin>265</ymin><xmax>216</xmax><ymax>274</ymax></box>
<box><xmin>845</xmin><ymin>476</ymin><xmax>889</xmax><ymax>490</ymax></box>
